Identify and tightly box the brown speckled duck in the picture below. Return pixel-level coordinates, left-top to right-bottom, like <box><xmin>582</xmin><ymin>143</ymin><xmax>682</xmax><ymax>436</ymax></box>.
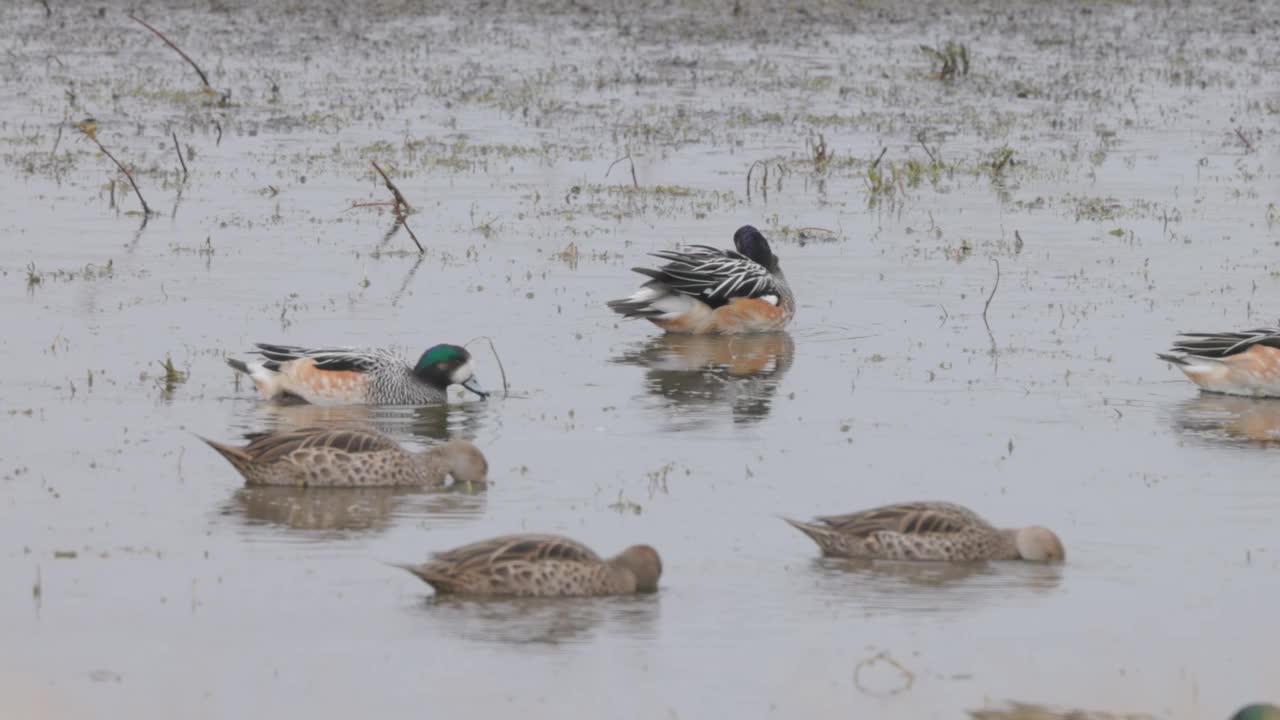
<box><xmin>201</xmin><ymin>426</ymin><xmax>488</xmax><ymax>488</ymax></box>
<box><xmin>784</xmin><ymin>501</ymin><xmax>1065</xmax><ymax>563</ymax></box>
<box><xmin>398</xmin><ymin>534</ymin><xmax>662</xmax><ymax>597</ymax></box>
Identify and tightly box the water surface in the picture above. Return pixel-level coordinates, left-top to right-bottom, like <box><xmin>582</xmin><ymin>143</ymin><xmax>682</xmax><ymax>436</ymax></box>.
<box><xmin>2</xmin><ymin>1</ymin><xmax>1278</xmax><ymax>718</ymax></box>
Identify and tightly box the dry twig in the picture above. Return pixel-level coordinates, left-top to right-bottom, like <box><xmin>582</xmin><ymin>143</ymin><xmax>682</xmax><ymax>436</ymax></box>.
<box><xmin>465</xmin><ymin>336</ymin><xmax>510</xmax><ymax>395</ymax></box>
<box><xmin>128</xmin><ymin>14</ymin><xmax>216</xmax><ymax>93</ymax></box>
<box><xmin>983</xmin><ymin>258</ymin><xmax>1001</xmax><ymax>333</ymax></box>
<box><xmin>606</xmin><ymin>153</ymin><xmax>639</xmax><ymax>189</ymax></box>
<box><xmin>1234</xmin><ymin>127</ymin><xmax>1255</xmax><ymax>153</ymax></box>
<box><xmin>171</xmin><ymin>130</ymin><xmax>188</xmax><ymax>180</ymax></box>
<box><xmin>370</xmin><ymin>160</ymin><xmax>423</xmax><ymax>253</ymax></box>
<box><xmin>870</xmin><ymin>147</ymin><xmax>888</xmax><ymax>171</ymax></box>
<box><xmin>77</xmin><ymin>120</ymin><xmax>151</xmax><ymax>216</ymax></box>
<box><xmin>916</xmin><ymin>131</ymin><xmax>937</xmax><ymax>163</ymax></box>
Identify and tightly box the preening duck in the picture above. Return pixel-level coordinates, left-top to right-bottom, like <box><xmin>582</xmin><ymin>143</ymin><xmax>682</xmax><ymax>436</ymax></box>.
<box><xmin>608</xmin><ymin>225</ymin><xmax>794</xmax><ymax>335</ymax></box>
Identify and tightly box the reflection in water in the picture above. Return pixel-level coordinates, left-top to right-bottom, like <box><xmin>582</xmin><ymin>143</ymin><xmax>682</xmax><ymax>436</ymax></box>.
<box><xmin>237</xmin><ymin>400</ymin><xmax>492</xmax><ymax>443</ymax></box>
<box><xmin>407</xmin><ymin>595</ymin><xmax>659</xmax><ymax>646</ymax></box>
<box><xmin>221</xmin><ymin>486</ymin><xmax>486</xmax><ymax>536</ymax></box>
<box><xmin>1170</xmin><ymin>394</ymin><xmax>1280</xmax><ymax>446</ymax></box>
<box><xmin>803</xmin><ymin>557</ymin><xmax>1063</xmax><ymax>614</ymax></box>
<box><xmin>611</xmin><ymin>332</ymin><xmax>795</xmax><ymax>428</ymax></box>
<box><xmin>969</xmin><ymin>701</ymin><xmax>1155</xmax><ymax>720</ymax></box>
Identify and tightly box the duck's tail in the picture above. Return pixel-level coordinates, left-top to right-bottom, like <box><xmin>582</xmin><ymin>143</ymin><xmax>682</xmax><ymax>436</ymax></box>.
<box><xmin>197</xmin><ymin>435</ymin><xmax>256</xmax><ymax>482</ymax></box>
<box><xmin>226</xmin><ymin>357</ymin><xmax>285</xmax><ymax>399</ymax></box>
<box><xmin>608</xmin><ymin>283</ymin><xmax>698</xmax><ymax>320</ymax></box>
<box><xmin>780</xmin><ymin>516</ymin><xmax>843</xmax><ymax>556</ymax></box>
<box><xmin>391</xmin><ymin>562</ymin><xmax>458</xmax><ymax>595</ymax></box>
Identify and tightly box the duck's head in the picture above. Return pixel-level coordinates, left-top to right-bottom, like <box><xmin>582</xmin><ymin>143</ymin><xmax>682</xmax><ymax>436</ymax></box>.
<box><xmin>1015</xmin><ymin>526</ymin><xmax>1066</xmax><ymax>563</ymax></box>
<box><xmin>614</xmin><ymin>544</ymin><xmax>663</xmax><ymax>593</ymax></box>
<box><xmin>1232</xmin><ymin>705</ymin><xmax>1280</xmax><ymax>720</ymax></box>
<box><xmin>733</xmin><ymin>225</ymin><xmax>778</xmax><ymax>270</ymax></box>
<box><xmin>438</xmin><ymin>439</ymin><xmax>489</xmax><ymax>486</ymax></box>
<box><xmin>414</xmin><ymin>344</ymin><xmax>487</xmax><ymax>398</ymax></box>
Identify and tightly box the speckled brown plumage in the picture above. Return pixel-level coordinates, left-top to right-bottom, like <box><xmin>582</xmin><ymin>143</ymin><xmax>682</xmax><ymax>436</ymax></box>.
<box><xmin>398</xmin><ymin>534</ymin><xmax>663</xmax><ymax>597</ymax></box>
<box><xmin>783</xmin><ymin>501</ymin><xmax>1065</xmax><ymax>563</ymax></box>
<box><xmin>201</xmin><ymin>426</ymin><xmax>488</xmax><ymax>488</ymax></box>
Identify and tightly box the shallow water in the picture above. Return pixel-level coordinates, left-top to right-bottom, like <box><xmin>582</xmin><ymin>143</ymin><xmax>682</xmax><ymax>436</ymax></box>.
<box><xmin>2</xmin><ymin>1</ymin><xmax>1279</xmax><ymax>718</ymax></box>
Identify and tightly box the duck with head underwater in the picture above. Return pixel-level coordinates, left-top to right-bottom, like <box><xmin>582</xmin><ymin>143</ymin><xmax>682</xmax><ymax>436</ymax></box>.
<box><xmin>608</xmin><ymin>224</ymin><xmax>794</xmax><ymax>335</ymax></box>
<box><xmin>201</xmin><ymin>425</ymin><xmax>488</xmax><ymax>488</ymax></box>
<box><xmin>226</xmin><ymin>342</ymin><xmax>487</xmax><ymax>405</ymax></box>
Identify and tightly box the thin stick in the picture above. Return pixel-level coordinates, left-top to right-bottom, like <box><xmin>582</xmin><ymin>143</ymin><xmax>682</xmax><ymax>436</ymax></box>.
<box><xmin>465</xmin><ymin>336</ymin><xmax>509</xmax><ymax>395</ymax></box>
<box><xmin>128</xmin><ymin>14</ymin><xmax>213</xmax><ymax>90</ymax></box>
<box><xmin>171</xmin><ymin>130</ymin><xmax>188</xmax><ymax>180</ymax></box>
<box><xmin>49</xmin><ymin>124</ymin><xmax>63</xmax><ymax>157</ymax></box>
<box><xmin>370</xmin><ymin>160</ymin><xmax>423</xmax><ymax>253</ymax></box>
<box><xmin>343</xmin><ymin>201</ymin><xmax>397</xmax><ymax>212</ymax></box>
<box><xmin>1234</xmin><ymin>127</ymin><xmax>1255</xmax><ymax>153</ymax></box>
<box><xmin>83</xmin><ymin>133</ymin><xmax>151</xmax><ymax>216</ymax></box>
<box><xmin>746</xmin><ymin>160</ymin><xmax>759</xmax><ymax>197</ymax></box>
<box><xmin>870</xmin><ymin>147</ymin><xmax>888</xmax><ymax>171</ymax></box>
<box><xmin>399</xmin><ymin>218</ymin><xmax>422</xmax><ymax>253</ymax></box>
<box><xmin>371</xmin><ymin>161</ymin><xmax>411</xmax><ymax>214</ymax></box>
<box><xmin>916</xmin><ymin>131</ymin><xmax>937</xmax><ymax>163</ymax></box>
<box><xmin>982</xmin><ymin>258</ymin><xmax>1000</xmax><ymax>334</ymax></box>
<box><xmin>606</xmin><ymin>153</ymin><xmax>638</xmax><ymax>189</ymax></box>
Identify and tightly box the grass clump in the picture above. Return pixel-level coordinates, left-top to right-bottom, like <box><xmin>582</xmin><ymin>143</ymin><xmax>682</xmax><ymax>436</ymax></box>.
<box><xmin>920</xmin><ymin>42</ymin><xmax>970</xmax><ymax>80</ymax></box>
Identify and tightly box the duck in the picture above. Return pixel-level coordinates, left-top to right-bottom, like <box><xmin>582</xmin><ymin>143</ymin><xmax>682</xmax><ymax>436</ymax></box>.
<box><xmin>227</xmin><ymin>343</ymin><xmax>486</xmax><ymax>405</ymax></box>
<box><xmin>970</xmin><ymin>702</ymin><xmax>1279</xmax><ymax>720</ymax></box>
<box><xmin>783</xmin><ymin>501</ymin><xmax>1064</xmax><ymax>563</ymax></box>
<box><xmin>397</xmin><ymin>534</ymin><xmax>662</xmax><ymax>597</ymax></box>
<box><xmin>1233</xmin><ymin>706</ymin><xmax>1280</xmax><ymax>720</ymax></box>
<box><xmin>1158</xmin><ymin>327</ymin><xmax>1280</xmax><ymax>396</ymax></box>
<box><xmin>201</xmin><ymin>426</ymin><xmax>488</xmax><ymax>488</ymax></box>
<box><xmin>608</xmin><ymin>225</ymin><xmax>794</xmax><ymax>335</ymax></box>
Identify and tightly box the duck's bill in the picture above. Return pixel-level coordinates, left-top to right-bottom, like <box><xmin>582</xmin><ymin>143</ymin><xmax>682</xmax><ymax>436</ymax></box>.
<box><xmin>461</xmin><ymin>376</ymin><xmax>489</xmax><ymax>399</ymax></box>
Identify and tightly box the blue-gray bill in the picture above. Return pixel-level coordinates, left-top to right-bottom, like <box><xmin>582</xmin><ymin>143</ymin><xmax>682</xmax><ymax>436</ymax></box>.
<box><xmin>462</xmin><ymin>376</ymin><xmax>488</xmax><ymax>399</ymax></box>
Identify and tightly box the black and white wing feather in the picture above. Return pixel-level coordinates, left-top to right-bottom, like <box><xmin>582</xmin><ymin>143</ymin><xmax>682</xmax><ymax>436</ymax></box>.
<box><xmin>1161</xmin><ymin>328</ymin><xmax>1280</xmax><ymax>362</ymax></box>
<box><xmin>637</xmin><ymin>245</ymin><xmax>776</xmax><ymax>308</ymax></box>
<box><xmin>253</xmin><ymin>344</ymin><xmax>402</xmax><ymax>372</ymax></box>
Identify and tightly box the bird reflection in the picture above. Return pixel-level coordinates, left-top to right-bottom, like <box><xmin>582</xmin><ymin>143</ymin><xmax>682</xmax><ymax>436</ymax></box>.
<box><xmin>611</xmin><ymin>332</ymin><xmax>794</xmax><ymax>428</ymax></box>
<box><xmin>237</xmin><ymin>399</ymin><xmax>491</xmax><ymax>443</ymax></box>
<box><xmin>802</xmin><ymin>556</ymin><xmax>1063</xmax><ymax>614</ymax></box>
<box><xmin>1170</xmin><ymin>393</ymin><xmax>1280</xmax><ymax>447</ymax></box>
<box><xmin>221</xmin><ymin>486</ymin><xmax>486</xmax><ymax>537</ymax></box>
<box><xmin>408</xmin><ymin>595</ymin><xmax>659</xmax><ymax>646</ymax></box>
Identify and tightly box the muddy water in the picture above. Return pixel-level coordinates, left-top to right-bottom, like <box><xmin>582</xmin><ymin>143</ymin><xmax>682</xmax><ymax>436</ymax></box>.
<box><xmin>2</xmin><ymin>1</ymin><xmax>1278</xmax><ymax>718</ymax></box>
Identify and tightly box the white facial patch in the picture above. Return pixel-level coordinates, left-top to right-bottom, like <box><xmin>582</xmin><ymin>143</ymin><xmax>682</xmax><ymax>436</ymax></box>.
<box><xmin>760</xmin><ymin>294</ymin><xmax>779</xmax><ymax>306</ymax></box>
<box><xmin>449</xmin><ymin>360</ymin><xmax>475</xmax><ymax>384</ymax></box>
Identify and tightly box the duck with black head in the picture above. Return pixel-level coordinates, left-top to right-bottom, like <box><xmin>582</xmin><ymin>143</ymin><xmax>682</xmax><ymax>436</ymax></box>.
<box><xmin>608</xmin><ymin>225</ymin><xmax>794</xmax><ymax>335</ymax></box>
